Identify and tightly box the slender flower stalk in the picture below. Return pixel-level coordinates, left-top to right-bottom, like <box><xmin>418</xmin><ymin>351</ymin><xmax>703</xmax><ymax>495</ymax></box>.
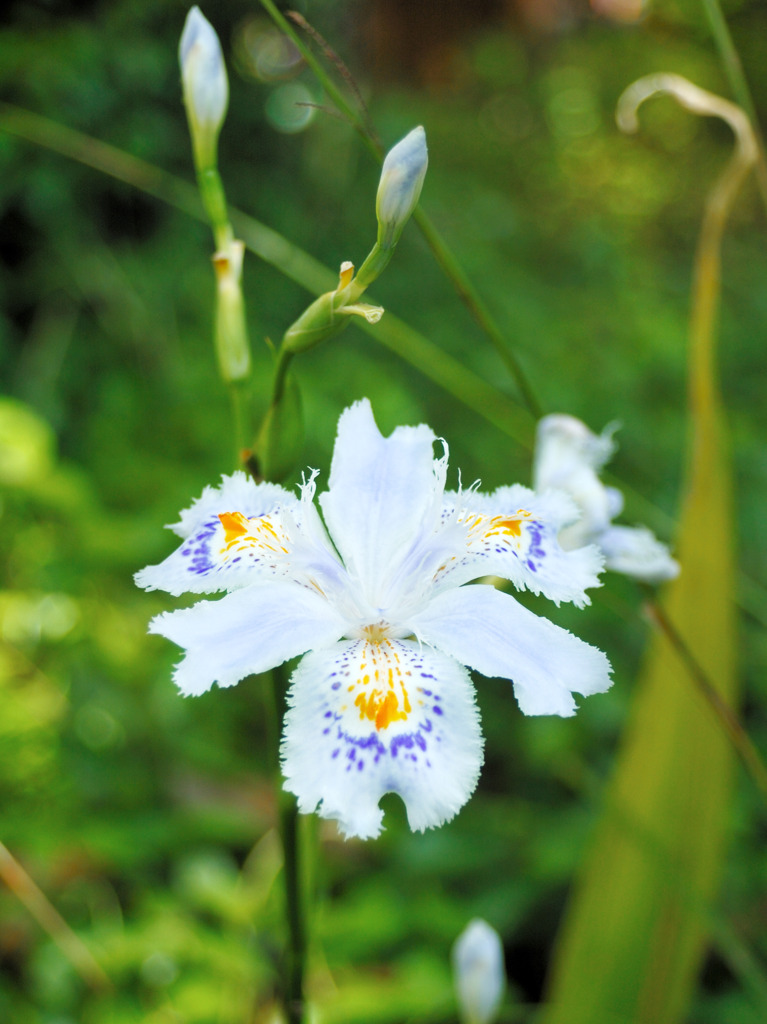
<box><xmin>257</xmin><ymin>128</ymin><xmax>426</xmax><ymax>479</ymax></box>
<box><xmin>0</xmin><ymin>103</ymin><xmax>544</xmax><ymax>455</ymax></box>
<box><xmin>179</xmin><ymin>7</ymin><xmax>252</xmax><ymax>419</ymax></box>
<box><xmin>642</xmin><ymin>593</ymin><xmax>767</xmax><ymax>804</ymax></box>
<box><xmin>257</xmin><ymin>0</ymin><xmax>544</xmax><ymax>417</ymax></box>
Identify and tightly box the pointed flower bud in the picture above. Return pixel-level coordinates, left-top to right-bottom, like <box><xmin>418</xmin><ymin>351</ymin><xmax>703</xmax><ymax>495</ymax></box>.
<box><xmin>179</xmin><ymin>6</ymin><xmax>229</xmax><ymax>172</ymax></box>
<box><xmin>376</xmin><ymin>126</ymin><xmax>428</xmax><ymax>249</ymax></box>
<box><xmin>452</xmin><ymin>919</ymin><xmax>506</xmax><ymax>1024</ymax></box>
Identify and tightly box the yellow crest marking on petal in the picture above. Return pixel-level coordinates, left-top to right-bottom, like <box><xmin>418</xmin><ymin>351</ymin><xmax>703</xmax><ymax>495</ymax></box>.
<box><xmin>350</xmin><ymin>638</ymin><xmax>413</xmax><ymax>731</ymax></box>
<box><xmin>460</xmin><ymin>509</ymin><xmax>532</xmax><ymax>545</ymax></box>
<box><xmin>217</xmin><ymin>510</ymin><xmax>291</xmax><ymax>558</ymax></box>
<box><xmin>219</xmin><ymin>510</ymin><xmax>250</xmax><ymax>544</ymax></box>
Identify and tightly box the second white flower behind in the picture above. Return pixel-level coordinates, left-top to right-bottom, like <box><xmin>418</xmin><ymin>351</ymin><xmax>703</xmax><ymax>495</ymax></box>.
<box><xmin>137</xmin><ymin>400</ymin><xmax>612</xmax><ymax>839</ymax></box>
<box><xmin>533</xmin><ymin>414</ymin><xmax>679</xmax><ymax>584</ymax></box>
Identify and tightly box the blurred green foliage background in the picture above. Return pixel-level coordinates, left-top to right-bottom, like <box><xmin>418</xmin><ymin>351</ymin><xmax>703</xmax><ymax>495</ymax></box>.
<box><xmin>1</xmin><ymin>0</ymin><xmax>766</xmax><ymax>1021</ymax></box>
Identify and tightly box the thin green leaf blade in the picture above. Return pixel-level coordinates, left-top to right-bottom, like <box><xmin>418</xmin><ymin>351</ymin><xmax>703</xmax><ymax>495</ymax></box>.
<box><xmin>541</xmin><ymin>401</ymin><xmax>736</xmax><ymax>1024</ymax></box>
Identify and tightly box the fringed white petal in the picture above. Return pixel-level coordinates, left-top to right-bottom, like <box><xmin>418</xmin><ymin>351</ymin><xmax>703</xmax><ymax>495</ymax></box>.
<box><xmin>438</xmin><ymin>485</ymin><xmax>603</xmax><ymax>608</ymax></box>
<box><xmin>531</xmin><ymin>414</ymin><xmax>679</xmax><ymax>583</ymax></box>
<box><xmin>281</xmin><ymin>639</ymin><xmax>483</xmax><ymax>839</ymax></box>
<box><xmin>148</xmin><ymin>582</ymin><xmax>347</xmax><ymax>696</ymax></box>
<box><xmin>318</xmin><ymin>399</ymin><xmax>446</xmax><ymax>609</ymax></box>
<box><xmin>136</xmin><ymin>474</ymin><xmax>300</xmax><ymax>596</ymax></box>
<box><xmin>601</xmin><ymin>525</ymin><xmax>680</xmax><ymax>584</ymax></box>
<box><xmin>170</xmin><ymin>473</ymin><xmax>295</xmax><ymax>539</ymax></box>
<box><xmin>410</xmin><ymin>584</ymin><xmax>612</xmax><ymax>718</ymax></box>
<box><xmin>534</xmin><ymin>414</ymin><xmax>617</xmax><ymax>481</ymax></box>
<box><xmin>135</xmin><ymin>474</ymin><xmax>348</xmax><ymax>598</ymax></box>
<box><xmin>533</xmin><ymin>415</ymin><xmax>619</xmax><ymax>548</ymax></box>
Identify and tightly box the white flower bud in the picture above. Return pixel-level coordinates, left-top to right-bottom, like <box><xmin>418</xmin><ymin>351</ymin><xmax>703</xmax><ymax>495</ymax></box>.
<box><xmin>179</xmin><ymin>6</ymin><xmax>229</xmax><ymax>171</ymax></box>
<box><xmin>376</xmin><ymin>126</ymin><xmax>428</xmax><ymax>248</ymax></box>
<box><xmin>452</xmin><ymin>919</ymin><xmax>505</xmax><ymax>1024</ymax></box>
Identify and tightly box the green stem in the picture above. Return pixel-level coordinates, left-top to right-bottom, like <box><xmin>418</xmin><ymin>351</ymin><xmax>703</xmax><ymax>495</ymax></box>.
<box><xmin>0</xmin><ymin>102</ymin><xmax>533</xmax><ymax>445</ymax></box>
<box><xmin>349</xmin><ymin>242</ymin><xmax>392</xmax><ymax>298</ymax></box>
<box><xmin>279</xmin><ymin>792</ymin><xmax>306</xmax><ymax>1024</ymax></box>
<box><xmin>257</xmin><ymin>0</ymin><xmax>543</xmax><ymax>418</ymax></box>
<box><xmin>643</xmin><ymin>593</ymin><xmax>767</xmax><ymax>804</ymax></box>
<box><xmin>197</xmin><ymin>166</ymin><xmax>233</xmax><ymax>250</ymax></box>
<box><xmin>8</xmin><ymin>100</ymin><xmax>767</xmax><ymax>627</ymax></box>
<box><xmin>228</xmin><ymin>380</ymin><xmax>249</xmax><ymax>464</ymax></box>
<box><xmin>271</xmin><ymin>347</ymin><xmax>295</xmax><ymax>407</ymax></box>
<box><xmin>258</xmin><ymin>0</ymin><xmax>380</xmax><ymax>159</ymax></box>
<box><xmin>268</xmin><ymin>665</ymin><xmax>307</xmax><ymax>1024</ymax></box>
<box><xmin>412</xmin><ymin>207</ymin><xmax>543</xmax><ymax>417</ymax></box>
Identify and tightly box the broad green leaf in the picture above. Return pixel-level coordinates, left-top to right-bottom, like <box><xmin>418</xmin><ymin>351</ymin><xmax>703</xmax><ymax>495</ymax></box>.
<box><xmin>542</xmin><ymin>74</ymin><xmax>746</xmax><ymax>1024</ymax></box>
<box><xmin>542</xmin><ymin>397</ymin><xmax>735</xmax><ymax>1024</ymax></box>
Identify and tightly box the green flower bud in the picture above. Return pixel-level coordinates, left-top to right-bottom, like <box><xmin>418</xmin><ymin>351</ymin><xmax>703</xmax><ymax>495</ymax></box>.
<box><xmin>179</xmin><ymin>6</ymin><xmax>229</xmax><ymax>172</ymax></box>
<box><xmin>376</xmin><ymin>126</ymin><xmax>428</xmax><ymax>249</ymax></box>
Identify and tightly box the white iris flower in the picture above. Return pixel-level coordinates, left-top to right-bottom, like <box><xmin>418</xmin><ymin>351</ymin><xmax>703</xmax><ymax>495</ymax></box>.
<box><xmin>137</xmin><ymin>401</ymin><xmax>611</xmax><ymax>839</ymax></box>
<box><xmin>534</xmin><ymin>414</ymin><xmax>679</xmax><ymax>584</ymax></box>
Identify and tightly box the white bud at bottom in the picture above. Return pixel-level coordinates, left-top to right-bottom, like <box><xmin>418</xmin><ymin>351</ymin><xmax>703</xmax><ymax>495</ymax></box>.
<box><xmin>452</xmin><ymin>918</ymin><xmax>506</xmax><ymax>1024</ymax></box>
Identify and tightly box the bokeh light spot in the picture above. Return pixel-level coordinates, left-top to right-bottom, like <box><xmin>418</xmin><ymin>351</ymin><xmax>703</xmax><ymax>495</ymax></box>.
<box><xmin>265</xmin><ymin>82</ymin><xmax>316</xmax><ymax>134</ymax></box>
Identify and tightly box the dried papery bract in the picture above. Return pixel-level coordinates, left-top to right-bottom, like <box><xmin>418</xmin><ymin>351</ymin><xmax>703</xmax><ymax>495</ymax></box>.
<box><xmin>212</xmin><ymin>240</ymin><xmax>251</xmax><ymax>383</ymax></box>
